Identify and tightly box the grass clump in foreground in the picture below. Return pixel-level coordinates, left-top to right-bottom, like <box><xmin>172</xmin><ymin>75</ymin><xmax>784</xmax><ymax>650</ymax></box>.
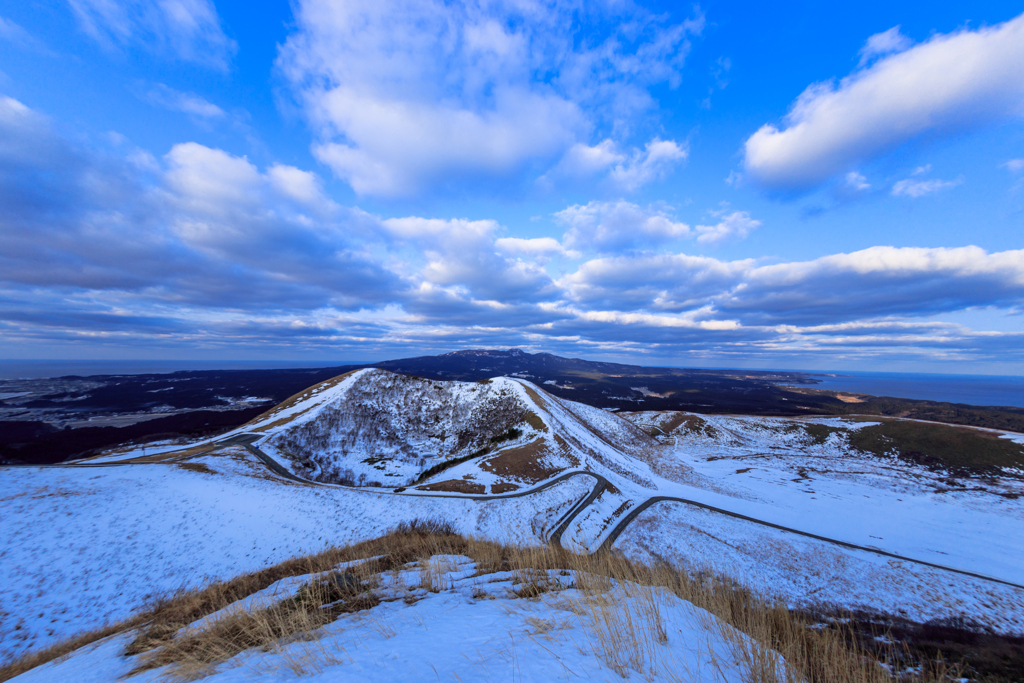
<box><xmin>1</xmin><ymin>520</ymin><xmax>964</xmax><ymax>683</ymax></box>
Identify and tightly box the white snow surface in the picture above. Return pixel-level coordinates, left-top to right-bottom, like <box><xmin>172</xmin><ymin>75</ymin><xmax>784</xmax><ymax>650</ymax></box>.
<box><xmin>619</xmin><ymin>413</ymin><xmax>1024</xmax><ymax>586</ymax></box>
<box><xmin>228</xmin><ymin>369</ymin><xmax>665</xmax><ymax>496</ymax></box>
<box><xmin>611</xmin><ymin>412</ymin><xmax>1024</xmax><ymax>633</ymax></box>
<box><xmin>14</xmin><ymin>555</ymin><xmax>767</xmax><ymax>683</ymax></box>
<box><xmin>4</xmin><ymin>380</ymin><xmax>1024</xmax><ymax>672</ymax></box>
<box><xmin>263</xmin><ymin>371</ymin><xmax>537</xmax><ymax>485</ymax></box>
<box><xmin>0</xmin><ymin>449</ymin><xmax>591</xmax><ymax>662</ymax></box>
<box><xmin>617</xmin><ymin>501</ymin><xmax>1024</xmax><ymax>633</ymax></box>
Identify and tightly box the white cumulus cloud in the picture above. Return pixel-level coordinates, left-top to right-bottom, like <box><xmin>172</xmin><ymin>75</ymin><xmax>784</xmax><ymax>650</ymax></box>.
<box><xmin>857</xmin><ymin>26</ymin><xmax>912</xmax><ymax>67</ymax></box>
<box><xmin>608</xmin><ymin>139</ymin><xmax>688</xmax><ymax>191</ymax></box>
<box><xmin>541</xmin><ymin>137</ymin><xmax>687</xmax><ymax>191</ymax></box>
<box><xmin>494</xmin><ymin>237</ymin><xmax>577</xmax><ymax>260</ymax></box>
<box><xmin>557</xmin><ymin>200</ymin><xmax>691</xmax><ymax>252</ymax></box>
<box><xmin>743</xmin><ymin>12</ymin><xmax>1024</xmax><ymax>191</ymax></box>
<box><xmin>278</xmin><ymin>0</ymin><xmax>700</xmax><ymax>196</ymax></box>
<box><xmin>695</xmin><ymin>211</ymin><xmax>761</xmax><ymax>244</ymax></box>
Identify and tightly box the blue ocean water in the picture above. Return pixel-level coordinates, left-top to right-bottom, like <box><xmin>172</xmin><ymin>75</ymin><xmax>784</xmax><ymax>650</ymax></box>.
<box><xmin>805</xmin><ymin>371</ymin><xmax>1024</xmax><ymax>409</ymax></box>
<box><xmin>0</xmin><ymin>360</ymin><xmax>363</xmax><ymax>380</ymax></box>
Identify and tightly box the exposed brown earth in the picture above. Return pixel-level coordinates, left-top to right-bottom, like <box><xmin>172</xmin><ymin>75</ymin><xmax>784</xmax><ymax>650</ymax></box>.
<box><xmin>176</xmin><ymin>462</ymin><xmax>218</xmax><ymax>475</ymax></box>
<box><xmin>480</xmin><ymin>439</ymin><xmax>562</xmax><ymax>483</ymax></box>
<box><xmin>414</xmin><ymin>479</ymin><xmax>487</xmax><ymax>494</ymax></box>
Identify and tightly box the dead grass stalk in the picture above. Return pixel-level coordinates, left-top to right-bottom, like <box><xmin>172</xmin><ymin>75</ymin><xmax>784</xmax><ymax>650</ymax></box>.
<box><xmin>2</xmin><ymin>521</ymin><xmax>961</xmax><ymax>683</ymax></box>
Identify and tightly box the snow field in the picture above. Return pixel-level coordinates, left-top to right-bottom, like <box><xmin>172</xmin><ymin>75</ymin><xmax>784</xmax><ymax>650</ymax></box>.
<box><xmin>6</xmin><ymin>376</ymin><xmax>1024</xmax><ymax>676</ymax></box>
<box><xmin>614</xmin><ymin>501</ymin><xmax>1024</xmax><ymax>634</ymax></box>
<box><xmin>636</xmin><ymin>413</ymin><xmax>1024</xmax><ymax>586</ymax></box>
<box><xmin>13</xmin><ymin>554</ymin><xmax>770</xmax><ymax>683</ymax></box>
<box><xmin>560</xmin><ymin>486</ymin><xmax>635</xmax><ymax>553</ymax></box>
<box><xmin>0</xmin><ymin>450</ymin><xmax>592</xmax><ymax>662</ymax></box>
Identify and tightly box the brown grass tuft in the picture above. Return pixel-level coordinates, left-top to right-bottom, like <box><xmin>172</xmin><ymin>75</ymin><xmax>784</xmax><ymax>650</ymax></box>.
<box><xmin>176</xmin><ymin>462</ymin><xmax>217</xmax><ymax>475</ymax></box>
<box><xmin>480</xmin><ymin>439</ymin><xmax>561</xmax><ymax>483</ymax></box>
<box><xmin>0</xmin><ymin>621</ymin><xmax>146</xmax><ymax>682</ymax></box>
<box><xmin>2</xmin><ymin>522</ymin><xmax>962</xmax><ymax>683</ymax></box>
<box><xmin>414</xmin><ymin>479</ymin><xmax>486</xmax><ymax>494</ymax></box>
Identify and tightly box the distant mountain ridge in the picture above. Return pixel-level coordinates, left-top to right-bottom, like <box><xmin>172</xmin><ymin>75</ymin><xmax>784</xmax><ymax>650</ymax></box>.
<box><xmin>374</xmin><ymin>348</ymin><xmax>812</xmax><ymax>381</ymax></box>
<box><xmin>4</xmin><ymin>348</ymin><xmax>1024</xmax><ymax>464</ymax></box>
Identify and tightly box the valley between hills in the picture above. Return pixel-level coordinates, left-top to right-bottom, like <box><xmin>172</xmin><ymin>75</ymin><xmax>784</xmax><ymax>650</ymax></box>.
<box><xmin>2</xmin><ymin>359</ymin><xmax>1023</xmax><ymax>681</ymax></box>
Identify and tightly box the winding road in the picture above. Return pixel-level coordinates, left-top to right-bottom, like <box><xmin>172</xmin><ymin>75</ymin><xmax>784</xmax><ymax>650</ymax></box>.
<box><xmin>6</xmin><ymin>431</ymin><xmax>1022</xmax><ymax>591</ymax></box>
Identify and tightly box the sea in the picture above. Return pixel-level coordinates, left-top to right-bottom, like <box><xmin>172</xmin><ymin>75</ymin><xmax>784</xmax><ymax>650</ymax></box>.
<box><xmin>803</xmin><ymin>371</ymin><xmax>1024</xmax><ymax>409</ymax></box>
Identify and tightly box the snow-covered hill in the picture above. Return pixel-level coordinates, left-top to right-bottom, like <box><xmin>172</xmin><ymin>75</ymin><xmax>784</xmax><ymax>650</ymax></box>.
<box><xmin>232</xmin><ymin>368</ymin><xmax>659</xmax><ymax>492</ymax></box>
<box><xmin>3</xmin><ymin>373</ymin><xmax>1024</xmax><ymax>678</ymax></box>
<box><xmin>265</xmin><ymin>370</ymin><xmax>535</xmax><ymax>485</ymax></box>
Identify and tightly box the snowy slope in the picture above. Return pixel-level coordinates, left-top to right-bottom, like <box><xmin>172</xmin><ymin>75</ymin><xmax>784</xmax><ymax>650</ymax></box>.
<box><xmin>608</xmin><ymin>410</ymin><xmax>1024</xmax><ymax>633</ymax></box>
<box><xmin>233</xmin><ymin>368</ymin><xmax>662</xmax><ymax>495</ymax></box>
<box><xmin>617</xmin><ymin>499</ymin><xmax>1024</xmax><ymax>633</ymax></box>
<box><xmin>4</xmin><ymin>376</ymin><xmax>1024</xmax><ymax>671</ymax></box>
<box><xmin>264</xmin><ymin>371</ymin><xmax>534</xmax><ymax>485</ymax></box>
<box><xmin>13</xmin><ymin>555</ymin><xmax>768</xmax><ymax>683</ymax></box>
<box><xmin>617</xmin><ymin>412</ymin><xmax>1024</xmax><ymax>586</ymax></box>
<box><xmin>0</xmin><ymin>449</ymin><xmax>590</xmax><ymax>662</ymax></box>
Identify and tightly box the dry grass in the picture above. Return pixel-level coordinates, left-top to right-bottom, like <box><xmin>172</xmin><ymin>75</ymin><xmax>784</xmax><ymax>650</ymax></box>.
<box><xmin>242</xmin><ymin>371</ymin><xmax>357</xmax><ymax>430</ymax></box>
<box><xmin>176</xmin><ymin>462</ymin><xmax>217</xmax><ymax>475</ymax></box>
<box><xmin>480</xmin><ymin>439</ymin><xmax>562</xmax><ymax>483</ymax></box>
<box><xmin>0</xmin><ymin>620</ymin><xmax>149</xmax><ymax>682</ymax></box>
<box><xmin>1</xmin><ymin>522</ymin><xmax>961</xmax><ymax>683</ymax></box>
<box><xmin>414</xmin><ymin>478</ymin><xmax>486</xmax><ymax>494</ymax></box>
<box><xmin>545</xmin><ymin>552</ymin><xmax>958</xmax><ymax>683</ymax></box>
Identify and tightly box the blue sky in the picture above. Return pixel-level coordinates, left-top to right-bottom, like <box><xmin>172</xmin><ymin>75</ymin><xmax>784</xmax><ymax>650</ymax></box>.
<box><xmin>0</xmin><ymin>0</ymin><xmax>1022</xmax><ymax>372</ymax></box>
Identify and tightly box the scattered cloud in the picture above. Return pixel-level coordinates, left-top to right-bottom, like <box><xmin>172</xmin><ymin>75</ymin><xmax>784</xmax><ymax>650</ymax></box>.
<box><xmin>381</xmin><ymin>216</ymin><xmax>556</xmax><ymax>303</ymax></box>
<box><xmin>891</xmin><ymin>176</ymin><xmax>963</xmax><ymax>197</ymax></box>
<box><xmin>835</xmin><ymin>171</ymin><xmax>871</xmax><ymax>200</ymax></box>
<box><xmin>857</xmin><ymin>26</ymin><xmax>912</xmax><ymax>67</ymax></box>
<box><xmin>68</xmin><ymin>0</ymin><xmax>236</xmax><ymax>68</ymax></box>
<box><xmin>541</xmin><ymin>137</ymin><xmax>687</xmax><ymax>191</ymax></box>
<box><xmin>1004</xmin><ymin>159</ymin><xmax>1024</xmax><ymax>173</ymax></box>
<box><xmin>743</xmin><ymin>12</ymin><xmax>1024</xmax><ymax>191</ymax></box>
<box><xmin>494</xmin><ymin>237</ymin><xmax>578</xmax><ymax>261</ymax></box>
<box><xmin>725</xmin><ymin>245</ymin><xmax>1024</xmax><ymax>323</ymax></box>
<box><xmin>0</xmin><ymin>15</ymin><xmax>52</xmax><ymax>53</ymax></box>
<box><xmin>557</xmin><ymin>200</ymin><xmax>691</xmax><ymax>252</ymax></box>
<box><xmin>701</xmin><ymin>56</ymin><xmax>731</xmax><ymax>108</ymax></box>
<box><xmin>608</xmin><ymin>139</ymin><xmax>689</xmax><ymax>191</ymax></box>
<box><xmin>564</xmin><ymin>245</ymin><xmax>1024</xmax><ymax>326</ymax></box>
<box><xmin>695</xmin><ymin>210</ymin><xmax>761</xmax><ymax>244</ymax></box>
<box><xmin>848</xmin><ymin>171</ymin><xmax>871</xmax><ymax>190</ymax></box>
<box><xmin>143</xmin><ymin>83</ymin><xmax>225</xmax><ymax>119</ymax></box>
<box><xmin>712</xmin><ymin>56</ymin><xmax>731</xmax><ymax>87</ymax></box>
<box><xmin>556</xmin><ymin>201</ymin><xmax>759</xmax><ymax>250</ymax></box>
<box><xmin>2</xmin><ymin>95</ymin><xmax>1022</xmax><ymax>364</ymax></box>
<box><xmin>278</xmin><ymin>0</ymin><xmax>701</xmax><ymax>196</ymax></box>
<box><xmin>549</xmin><ymin>140</ymin><xmax>625</xmax><ymax>179</ymax></box>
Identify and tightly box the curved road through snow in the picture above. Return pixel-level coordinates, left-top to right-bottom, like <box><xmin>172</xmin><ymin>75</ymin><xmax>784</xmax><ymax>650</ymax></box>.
<box><xmin>6</xmin><ymin>431</ymin><xmax>1022</xmax><ymax>590</ymax></box>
